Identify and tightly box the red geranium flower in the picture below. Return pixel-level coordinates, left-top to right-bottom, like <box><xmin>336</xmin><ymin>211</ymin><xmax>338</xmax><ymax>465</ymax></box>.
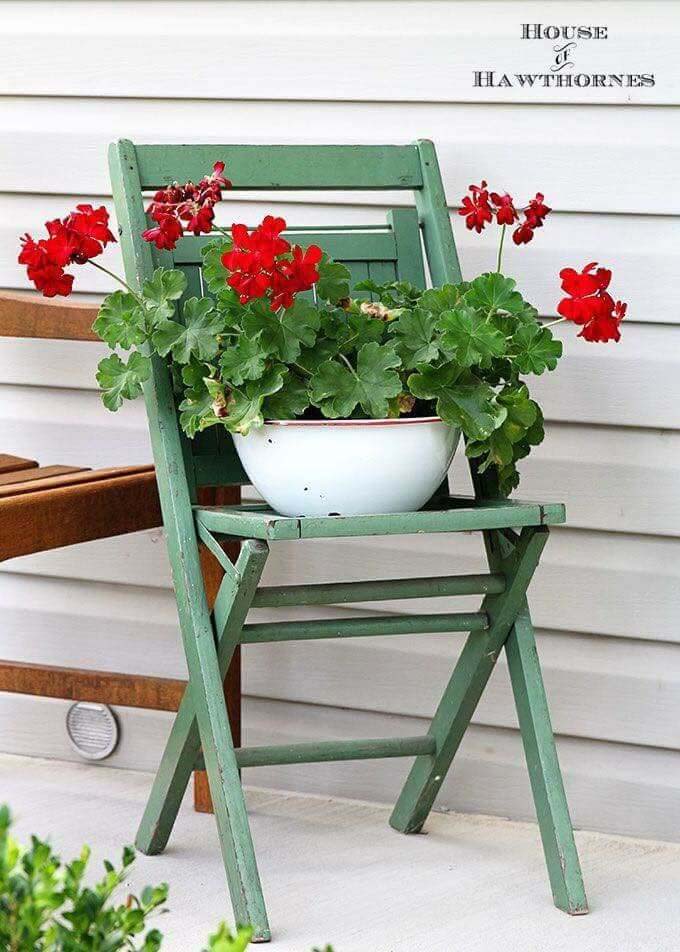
<box><xmin>578</xmin><ymin>300</ymin><xmax>626</xmax><ymax>343</ymax></box>
<box><xmin>143</xmin><ymin>161</ymin><xmax>231</xmax><ymax>249</ymax></box>
<box><xmin>67</xmin><ymin>204</ymin><xmax>117</xmax><ymax>247</ymax></box>
<box><xmin>18</xmin><ymin>205</ymin><xmax>116</xmax><ymax>297</ymax></box>
<box><xmin>559</xmin><ymin>261</ymin><xmax>611</xmax><ymax>298</ymax></box>
<box><xmin>512</xmin><ymin>194</ymin><xmax>551</xmax><ymax>245</ymax></box>
<box><xmin>525</xmin><ymin>192</ymin><xmax>551</xmax><ymax>228</ymax></box>
<box><xmin>281</xmin><ymin>244</ymin><xmax>323</xmax><ymax>290</ymax></box>
<box><xmin>30</xmin><ymin>263</ymin><xmax>75</xmax><ymax>298</ymax></box>
<box><xmin>460</xmin><ymin>181</ymin><xmax>550</xmax><ymax>247</ymax></box>
<box><xmin>490</xmin><ymin>192</ymin><xmax>518</xmax><ymax>226</ymax></box>
<box><xmin>269</xmin><ymin>244</ymin><xmax>323</xmax><ymax>311</ymax></box>
<box><xmin>557</xmin><ymin>262</ymin><xmax>612</xmax><ymax>323</ymax></box>
<box><xmin>141</xmin><ymin>214</ymin><xmax>184</xmax><ymax>251</ymax></box>
<box><xmin>459</xmin><ymin>181</ymin><xmax>493</xmax><ymax>234</ymax></box>
<box><xmin>557</xmin><ymin>262</ymin><xmax>626</xmax><ymax>343</ymax></box>
<box><xmin>512</xmin><ymin>221</ymin><xmax>535</xmax><ymax>245</ymax></box>
<box><xmin>177</xmin><ymin>200</ymin><xmax>215</xmax><ymax>236</ymax></box>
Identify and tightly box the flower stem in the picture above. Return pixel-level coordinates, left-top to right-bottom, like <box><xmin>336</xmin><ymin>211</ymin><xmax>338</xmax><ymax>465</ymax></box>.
<box><xmin>87</xmin><ymin>260</ymin><xmax>139</xmax><ymax>298</ymax></box>
<box><xmin>293</xmin><ymin>362</ymin><xmax>313</xmax><ymax>378</ymax></box>
<box><xmin>543</xmin><ymin>317</ymin><xmax>566</xmax><ymax>329</ymax></box>
<box><xmin>339</xmin><ymin>352</ymin><xmax>358</xmax><ymax>377</ymax></box>
<box><xmin>496</xmin><ymin>224</ymin><xmax>506</xmax><ymax>273</ymax></box>
<box><xmin>210</xmin><ymin>223</ymin><xmax>231</xmax><ymax>238</ymax></box>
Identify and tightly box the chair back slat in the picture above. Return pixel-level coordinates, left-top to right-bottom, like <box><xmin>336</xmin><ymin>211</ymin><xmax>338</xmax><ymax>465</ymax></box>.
<box><xmin>135</xmin><ymin>144</ymin><xmax>422</xmax><ymax>191</ymax></box>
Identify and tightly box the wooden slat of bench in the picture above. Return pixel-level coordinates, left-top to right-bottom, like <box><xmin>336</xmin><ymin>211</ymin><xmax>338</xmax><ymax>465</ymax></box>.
<box><xmin>0</xmin><ymin>454</ymin><xmax>38</xmax><ymax>474</ymax></box>
<box><xmin>0</xmin><ymin>469</ymin><xmax>162</xmax><ymax>560</ymax></box>
<box><xmin>0</xmin><ymin>465</ymin><xmax>87</xmax><ymax>488</ymax></box>
<box><xmin>0</xmin><ymin>291</ymin><xmax>98</xmax><ymax>341</ymax></box>
<box><xmin>0</xmin><ymin>660</ymin><xmax>185</xmax><ymax>711</ymax></box>
<box><xmin>0</xmin><ymin>464</ymin><xmax>155</xmax><ymax>499</ymax></box>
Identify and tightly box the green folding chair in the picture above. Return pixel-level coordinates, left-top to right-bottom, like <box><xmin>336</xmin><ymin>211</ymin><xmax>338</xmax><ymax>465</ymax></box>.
<box><xmin>109</xmin><ymin>139</ymin><xmax>587</xmax><ymax>942</ymax></box>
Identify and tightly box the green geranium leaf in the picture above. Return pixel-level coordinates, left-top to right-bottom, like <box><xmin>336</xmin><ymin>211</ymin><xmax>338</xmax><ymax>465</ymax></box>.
<box><xmin>141</xmin><ymin>268</ymin><xmax>187</xmax><ymax>320</ymax></box>
<box><xmin>464</xmin><ymin>384</ymin><xmax>544</xmax><ymax>495</ymax></box>
<box><xmin>243</xmin><ymin>297</ymin><xmax>320</xmax><ymax>363</ymax></box>
<box><xmin>226</xmin><ymin>367</ymin><xmax>285</xmax><ymax>435</ymax></box>
<box><xmin>322</xmin><ymin>308</ymin><xmax>385</xmax><ymax>352</ymax></box>
<box><xmin>93</xmin><ymin>291</ymin><xmax>146</xmax><ymax>350</ymax></box>
<box><xmin>310</xmin><ymin>341</ymin><xmax>402</xmax><ymax>419</ymax></box>
<box><xmin>178</xmin><ymin>386</ymin><xmax>217</xmax><ymax>437</ymax></box>
<box><xmin>297</xmin><ymin>338</ymin><xmax>339</xmax><ymax>373</ymax></box>
<box><xmin>418</xmin><ymin>283</ymin><xmax>468</xmax><ymax>316</ymax></box>
<box><xmin>408</xmin><ymin>364</ymin><xmax>504</xmax><ymax>440</ymax></box>
<box><xmin>152</xmin><ymin>297</ymin><xmax>223</xmax><ymax>364</ymax></box>
<box><xmin>438</xmin><ymin>306</ymin><xmax>507</xmax><ymax>367</ymax></box>
<box><xmin>464</xmin><ymin>272</ymin><xmax>525</xmax><ymax>314</ymax></box>
<box><xmin>201</xmin><ymin>239</ymin><xmax>232</xmax><ymax>294</ymax></box>
<box><xmin>316</xmin><ymin>255</ymin><xmax>351</xmax><ymax>304</ymax></box>
<box><xmin>354</xmin><ymin>279</ymin><xmax>423</xmax><ymax>308</ymax></box>
<box><xmin>181</xmin><ymin>357</ymin><xmax>213</xmax><ymax>390</ymax></box>
<box><xmin>498</xmin><ymin>383</ymin><xmax>539</xmax><ymax>437</ymax></box>
<box><xmin>511</xmin><ymin>323</ymin><xmax>563</xmax><ymax>375</ymax></box>
<box><xmin>96</xmin><ymin>352</ymin><xmax>151</xmax><ymax>411</ymax></box>
<box><xmin>262</xmin><ymin>370</ymin><xmax>310</xmax><ymax>419</ymax></box>
<box><xmin>389</xmin><ymin>307</ymin><xmax>441</xmax><ymax>368</ymax></box>
<box><xmin>220</xmin><ymin>334</ymin><xmax>268</xmax><ymax>386</ymax></box>
<box><xmin>177</xmin><ymin>360</ymin><xmax>223</xmax><ymax>437</ymax></box>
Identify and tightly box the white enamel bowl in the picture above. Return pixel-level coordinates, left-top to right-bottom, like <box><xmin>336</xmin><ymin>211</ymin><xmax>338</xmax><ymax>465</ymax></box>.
<box><xmin>233</xmin><ymin>417</ymin><xmax>461</xmax><ymax>517</ymax></box>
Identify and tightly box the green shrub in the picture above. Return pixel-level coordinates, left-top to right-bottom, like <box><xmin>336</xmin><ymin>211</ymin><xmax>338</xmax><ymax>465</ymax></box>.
<box><xmin>0</xmin><ymin>805</ymin><xmax>167</xmax><ymax>950</ymax></box>
<box><xmin>1</xmin><ymin>806</ymin><xmax>332</xmax><ymax>951</ymax></box>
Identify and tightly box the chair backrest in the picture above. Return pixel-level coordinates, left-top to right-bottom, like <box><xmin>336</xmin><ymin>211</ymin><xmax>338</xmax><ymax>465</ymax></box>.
<box><xmin>108</xmin><ymin>141</ymin><xmax>463</xmax><ymax>500</ymax></box>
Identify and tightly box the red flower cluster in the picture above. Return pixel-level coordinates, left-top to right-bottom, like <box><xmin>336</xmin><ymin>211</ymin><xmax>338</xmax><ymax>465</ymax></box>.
<box><xmin>557</xmin><ymin>262</ymin><xmax>626</xmax><ymax>342</ymax></box>
<box><xmin>142</xmin><ymin>162</ymin><xmax>231</xmax><ymax>251</ymax></box>
<box><xmin>459</xmin><ymin>182</ymin><xmax>551</xmax><ymax>245</ymax></box>
<box><xmin>18</xmin><ymin>205</ymin><xmax>116</xmax><ymax>297</ymax></box>
<box><xmin>221</xmin><ymin>215</ymin><xmax>322</xmax><ymax>311</ymax></box>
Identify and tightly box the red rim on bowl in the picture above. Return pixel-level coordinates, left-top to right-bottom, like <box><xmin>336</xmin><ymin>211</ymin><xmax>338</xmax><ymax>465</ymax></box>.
<box><xmin>262</xmin><ymin>417</ymin><xmax>443</xmax><ymax>427</ymax></box>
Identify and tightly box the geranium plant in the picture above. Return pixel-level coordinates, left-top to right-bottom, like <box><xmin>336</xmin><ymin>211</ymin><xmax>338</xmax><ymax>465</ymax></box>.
<box><xmin>19</xmin><ymin>164</ymin><xmax>626</xmax><ymax>495</ymax></box>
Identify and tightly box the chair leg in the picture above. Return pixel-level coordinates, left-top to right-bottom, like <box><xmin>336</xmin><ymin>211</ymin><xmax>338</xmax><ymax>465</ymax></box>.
<box><xmin>390</xmin><ymin>526</ymin><xmax>548</xmax><ymax>834</ymax></box>
<box><xmin>136</xmin><ymin>688</ymin><xmax>202</xmax><ymax>854</ymax></box>
<box><xmin>136</xmin><ymin>539</ymin><xmax>271</xmax><ymax>941</ymax></box>
<box><xmin>505</xmin><ymin>605</ymin><xmax>588</xmax><ymax>915</ymax></box>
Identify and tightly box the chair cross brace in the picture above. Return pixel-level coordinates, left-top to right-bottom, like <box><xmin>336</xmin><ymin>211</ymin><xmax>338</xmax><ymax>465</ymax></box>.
<box><xmin>135</xmin><ymin>522</ymin><xmax>587</xmax><ymax>942</ymax></box>
<box><xmin>194</xmin><ymin>734</ymin><xmax>437</xmax><ymax>771</ymax></box>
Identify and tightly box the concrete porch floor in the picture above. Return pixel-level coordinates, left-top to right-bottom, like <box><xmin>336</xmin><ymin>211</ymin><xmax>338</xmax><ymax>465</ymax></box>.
<box><xmin>3</xmin><ymin>752</ymin><xmax>680</xmax><ymax>951</ymax></box>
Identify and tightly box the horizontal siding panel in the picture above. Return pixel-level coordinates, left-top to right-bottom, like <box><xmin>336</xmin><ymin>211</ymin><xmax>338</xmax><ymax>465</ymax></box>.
<box><xmin>2</xmin><ymin>571</ymin><xmax>677</xmax><ymax>750</ymax></box>
<box><xmin>0</xmin><ymin>385</ymin><xmax>152</xmax><ymax>469</ymax></box>
<box><xmin>4</xmin><ymin>524</ymin><xmax>680</xmax><ymax>643</ymax></box>
<box><xmin>1</xmin><ymin>2</ymin><xmax>677</xmax><ymax>105</ymax></box>
<box><xmin>531</xmin><ymin>322</ymin><xmax>680</xmax><ymax>429</ymax></box>
<box><xmin>1</xmin><ymin>98</ymin><xmax>678</xmax><ymax>215</ymax></box>
<box><xmin>1</xmin><ymin>692</ymin><xmax>679</xmax><ymax>841</ymax></box>
<box><xmin>3</xmin><ymin>193</ymin><xmax>675</xmax><ymax>323</ymax></box>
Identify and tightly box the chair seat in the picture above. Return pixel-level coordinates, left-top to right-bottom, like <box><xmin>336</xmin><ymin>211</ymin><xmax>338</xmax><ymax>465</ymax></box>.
<box><xmin>194</xmin><ymin>495</ymin><xmax>566</xmax><ymax>541</ymax></box>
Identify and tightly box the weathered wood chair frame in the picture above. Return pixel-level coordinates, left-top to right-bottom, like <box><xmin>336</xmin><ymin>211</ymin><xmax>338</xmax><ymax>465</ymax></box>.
<box><xmin>109</xmin><ymin>139</ymin><xmax>587</xmax><ymax>941</ymax></box>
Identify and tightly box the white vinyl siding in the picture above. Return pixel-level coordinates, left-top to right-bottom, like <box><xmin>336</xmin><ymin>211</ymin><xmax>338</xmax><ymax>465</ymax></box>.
<box><xmin>1</xmin><ymin>0</ymin><xmax>679</xmax><ymax>840</ymax></box>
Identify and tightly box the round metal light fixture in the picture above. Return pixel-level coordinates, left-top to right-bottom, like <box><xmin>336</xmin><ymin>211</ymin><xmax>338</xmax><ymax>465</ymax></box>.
<box><xmin>66</xmin><ymin>702</ymin><xmax>119</xmax><ymax>761</ymax></box>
